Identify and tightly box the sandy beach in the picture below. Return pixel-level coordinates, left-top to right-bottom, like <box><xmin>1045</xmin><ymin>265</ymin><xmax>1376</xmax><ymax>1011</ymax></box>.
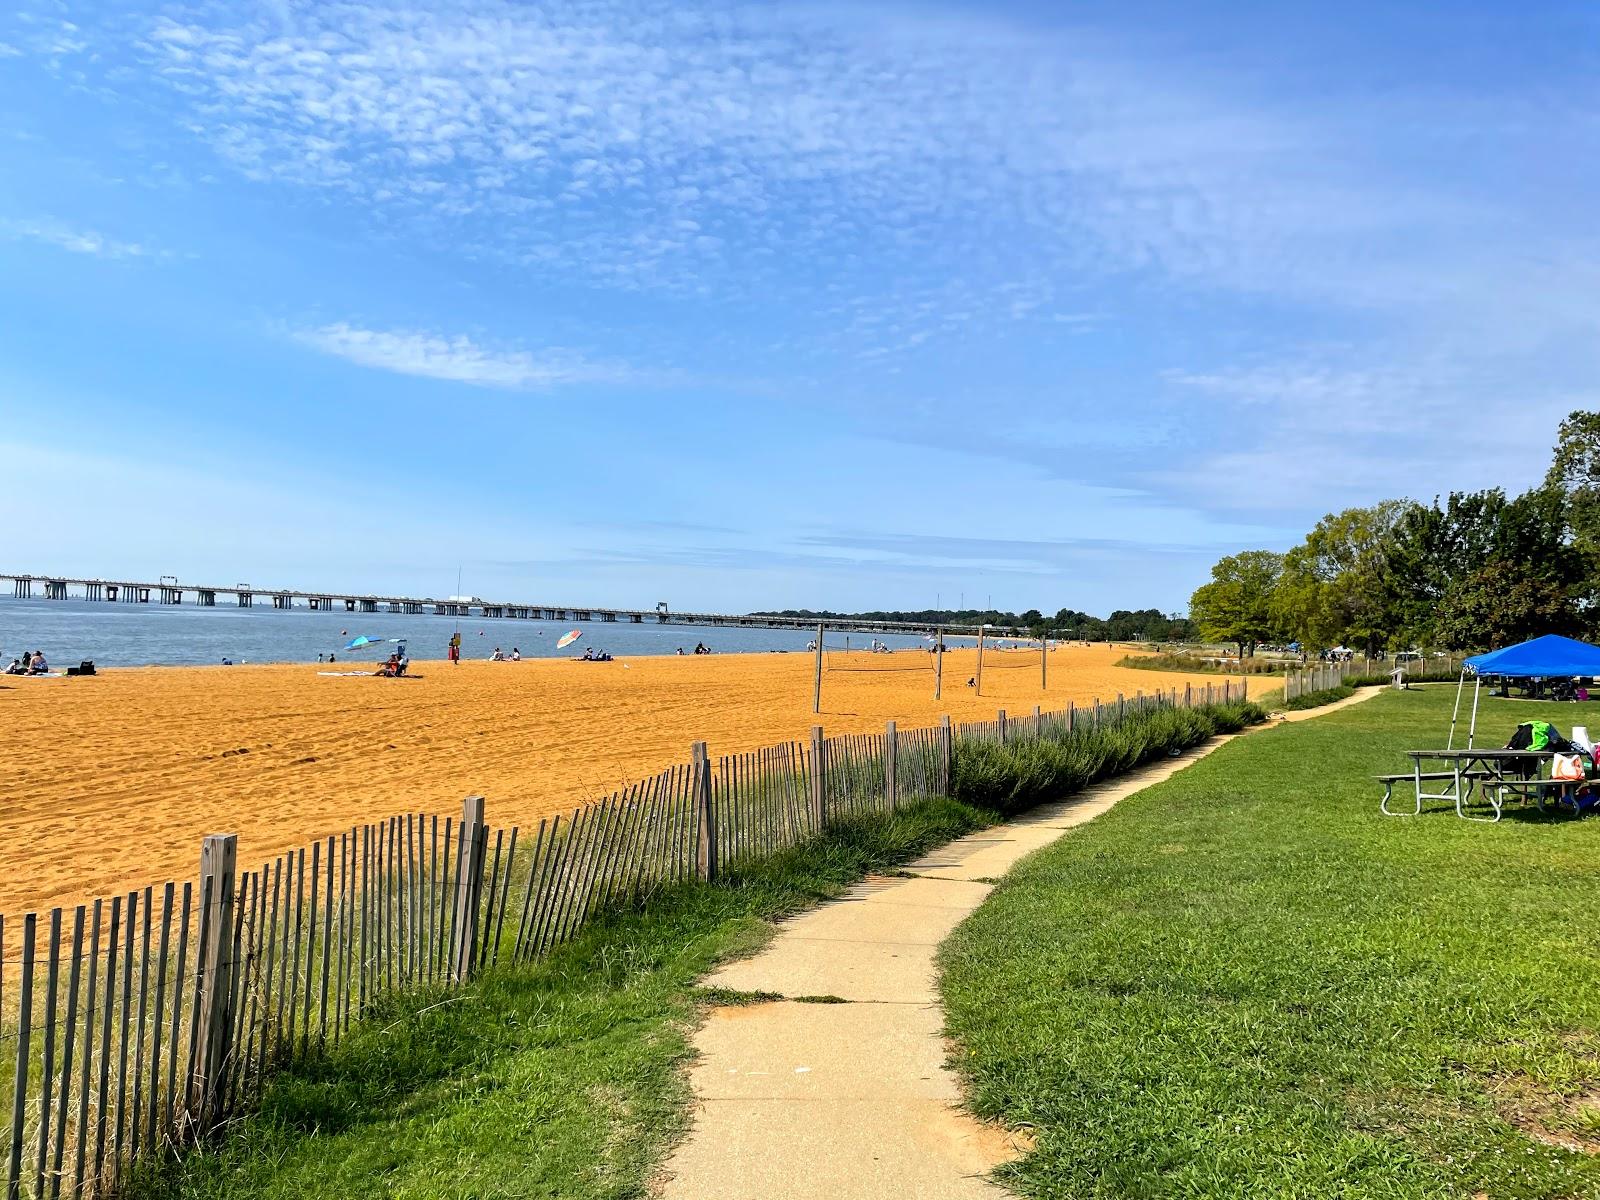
<box><xmin>0</xmin><ymin>644</ymin><xmax>1255</xmax><ymax>916</ymax></box>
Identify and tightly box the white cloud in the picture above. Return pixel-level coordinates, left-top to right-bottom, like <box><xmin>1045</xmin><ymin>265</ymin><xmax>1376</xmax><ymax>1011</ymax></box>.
<box><xmin>291</xmin><ymin>322</ymin><xmax>637</xmax><ymax>390</ymax></box>
<box><xmin>4</xmin><ymin>218</ymin><xmax>152</xmax><ymax>258</ymax></box>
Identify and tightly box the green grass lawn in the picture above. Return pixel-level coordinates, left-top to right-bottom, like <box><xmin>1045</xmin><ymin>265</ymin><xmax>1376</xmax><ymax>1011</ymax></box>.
<box><xmin>941</xmin><ymin>686</ymin><xmax>1600</xmax><ymax>1199</ymax></box>
<box><xmin>127</xmin><ymin>800</ymin><xmax>995</xmax><ymax>1200</ymax></box>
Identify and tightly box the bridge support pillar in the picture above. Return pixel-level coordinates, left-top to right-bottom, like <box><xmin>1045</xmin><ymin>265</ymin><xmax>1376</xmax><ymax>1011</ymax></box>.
<box><xmin>160</xmin><ymin>587</ymin><xmax>182</xmax><ymax>604</ymax></box>
<box><xmin>237</xmin><ymin>592</ymin><xmax>253</xmax><ymax>607</ymax></box>
<box><xmin>14</xmin><ymin>578</ymin><xmax>31</xmax><ymax>599</ymax></box>
<box><xmin>198</xmin><ymin>589</ymin><xmax>216</xmax><ymax>606</ymax></box>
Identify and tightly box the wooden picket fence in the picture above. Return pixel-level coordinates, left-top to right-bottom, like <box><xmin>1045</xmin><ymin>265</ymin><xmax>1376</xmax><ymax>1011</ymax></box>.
<box><xmin>0</xmin><ymin>679</ymin><xmax>1250</xmax><ymax>1197</ymax></box>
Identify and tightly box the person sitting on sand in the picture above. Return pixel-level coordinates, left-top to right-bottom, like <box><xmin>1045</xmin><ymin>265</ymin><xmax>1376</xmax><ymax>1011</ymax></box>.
<box><xmin>597</xmin><ymin>649</ymin><xmax>613</xmax><ymax>662</ymax></box>
<box><xmin>581</xmin><ymin>647</ymin><xmax>595</xmax><ymax>660</ymax></box>
<box><xmin>490</xmin><ymin>647</ymin><xmax>504</xmax><ymax>662</ymax></box>
<box><xmin>677</xmin><ymin>647</ymin><xmax>686</xmax><ymax>655</ymax></box>
<box><xmin>19</xmin><ymin>650</ymin><xmax>31</xmax><ymax>672</ymax></box>
<box><xmin>377</xmin><ymin>652</ymin><xmax>400</xmax><ymax>677</ymax></box>
<box><xmin>4</xmin><ymin>658</ymin><xmax>22</xmax><ymax>675</ymax></box>
<box><xmin>27</xmin><ymin>651</ymin><xmax>48</xmax><ymax>675</ymax></box>
<box><xmin>510</xmin><ymin>647</ymin><xmax>521</xmax><ymax>661</ymax></box>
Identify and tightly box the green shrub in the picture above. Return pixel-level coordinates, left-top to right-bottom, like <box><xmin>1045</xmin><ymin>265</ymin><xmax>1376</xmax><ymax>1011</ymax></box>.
<box><xmin>1116</xmin><ymin>653</ymin><xmax>1289</xmax><ymax>675</ymax></box>
<box><xmin>952</xmin><ymin>700</ymin><xmax>1264</xmax><ymax>816</ymax></box>
<box><xmin>1283</xmin><ymin>684</ymin><xmax>1356</xmax><ymax>710</ymax></box>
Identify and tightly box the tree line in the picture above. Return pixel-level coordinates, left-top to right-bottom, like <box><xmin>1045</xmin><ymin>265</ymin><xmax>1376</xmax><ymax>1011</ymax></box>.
<box><xmin>1190</xmin><ymin>411</ymin><xmax>1600</xmax><ymax>657</ymax></box>
<box><xmin>755</xmin><ymin>607</ymin><xmax>1195</xmax><ymax>641</ymax></box>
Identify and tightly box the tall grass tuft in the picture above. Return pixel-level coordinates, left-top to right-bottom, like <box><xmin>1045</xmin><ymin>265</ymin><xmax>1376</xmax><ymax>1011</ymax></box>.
<box><xmin>952</xmin><ymin>700</ymin><xmax>1264</xmax><ymax>816</ymax></box>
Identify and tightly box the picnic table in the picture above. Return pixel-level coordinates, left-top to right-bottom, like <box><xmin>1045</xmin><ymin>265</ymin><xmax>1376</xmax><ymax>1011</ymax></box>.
<box><xmin>1377</xmin><ymin>748</ymin><xmax>1566</xmax><ymax>823</ymax></box>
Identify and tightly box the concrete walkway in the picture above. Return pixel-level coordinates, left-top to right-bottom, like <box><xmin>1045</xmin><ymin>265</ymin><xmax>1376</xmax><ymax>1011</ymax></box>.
<box><xmin>658</xmin><ymin>691</ymin><xmax>1379</xmax><ymax>1199</ymax></box>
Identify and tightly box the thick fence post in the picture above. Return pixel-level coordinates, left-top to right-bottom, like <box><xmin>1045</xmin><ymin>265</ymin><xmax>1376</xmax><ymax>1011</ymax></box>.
<box><xmin>996</xmin><ymin>709</ymin><xmax>1007</xmax><ymax>744</ymax></box>
<box><xmin>189</xmin><ymin>834</ymin><xmax>237</xmax><ymax>1129</ymax></box>
<box><xmin>810</xmin><ymin>725</ymin><xmax>828</xmax><ymax>830</ymax></box>
<box><xmin>939</xmin><ymin>715</ymin><xmax>952</xmax><ymax>795</ymax></box>
<box><xmin>693</xmin><ymin>742</ymin><xmax>717</xmax><ymax>882</ymax></box>
<box><xmin>453</xmin><ymin>796</ymin><xmax>486</xmax><ymax>982</ymax></box>
<box><xmin>1185</xmin><ymin>682</ymin><xmax>1192</xmax><ymax>708</ymax></box>
<box><xmin>884</xmin><ymin>721</ymin><xmax>898</xmax><ymax>810</ymax></box>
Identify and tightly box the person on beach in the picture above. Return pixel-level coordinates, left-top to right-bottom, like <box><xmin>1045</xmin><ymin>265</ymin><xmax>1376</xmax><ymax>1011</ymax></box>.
<box><xmin>19</xmin><ymin>650</ymin><xmax>31</xmax><ymax>672</ymax></box>
<box><xmin>4</xmin><ymin>658</ymin><xmax>22</xmax><ymax>675</ymax></box>
<box><xmin>510</xmin><ymin>647</ymin><xmax>521</xmax><ymax>661</ymax></box>
<box><xmin>490</xmin><ymin>647</ymin><xmax>504</xmax><ymax>661</ymax></box>
<box><xmin>27</xmin><ymin>650</ymin><xmax>48</xmax><ymax>675</ymax></box>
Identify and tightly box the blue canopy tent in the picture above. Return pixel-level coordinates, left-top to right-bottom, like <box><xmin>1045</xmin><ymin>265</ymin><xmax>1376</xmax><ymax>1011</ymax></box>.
<box><xmin>1449</xmin><ymin>634</ymin><xmax>1600</xmax><ymax>748</ymax></box>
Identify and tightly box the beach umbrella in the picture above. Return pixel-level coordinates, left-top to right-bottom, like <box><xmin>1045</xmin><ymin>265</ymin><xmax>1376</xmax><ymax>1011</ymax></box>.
<box><xmin>556</xmin><ymin>629</ymin><xmax>583</xmax><ymax>649</ymax></box>
<box><xmin>344</xmin><ymin>635</ymin><xmax>395</xmax><ymax>652</ymax></box>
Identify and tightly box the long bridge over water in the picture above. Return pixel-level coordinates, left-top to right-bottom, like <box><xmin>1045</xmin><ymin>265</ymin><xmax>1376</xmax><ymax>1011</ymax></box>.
<box><xmin>1</xmin><ymin>572</ymin><xmax>1016</xmax><ymax>637</ymax></box>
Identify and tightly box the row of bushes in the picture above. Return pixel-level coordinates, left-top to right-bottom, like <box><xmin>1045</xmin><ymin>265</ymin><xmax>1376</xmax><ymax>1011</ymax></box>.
<box><xmin>1117</xmin><ymin>652</ymin><xmax>1291</xmax><ymax>675</ymax></box>
<box><xmin>1282</xmin><ymin>684</ymin><xmax>1356</xmax><ymax>711</ymax></box>
<box><xmin>951</xmin><ymin>699</ymin><xmax>1266</xmax><ymax>816</ymax></box>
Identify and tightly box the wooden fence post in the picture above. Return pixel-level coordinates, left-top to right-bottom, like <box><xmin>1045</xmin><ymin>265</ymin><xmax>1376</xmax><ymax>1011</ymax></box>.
<box><xmin>996</xmin><ymin>709</ymin><xmax>1007</xmax><ymax>744</ymax></box>
<box><xmin>1185</xmin><ymin>682</ymin><xmax>1192</xmax><ymax>708</ymax></box>
<box><xmin>939</xmin><ymin>716</ymin><xmax>952</xmax><ymax>794</ymax></box>
<box><xmin>884</xmin><ymin>721</ymin><xmax>898</xmax><ymax>810</ymax></box>
<box><xmin>693</xmin><ymin>742</ymin><xmax>717</xmax><ymax>883</ymax></box>
<box><xmin>810</xmin><ymin>725</ymin><xmax>828</xmax><ymax>830</ymax></box>
<box><xmin>452</xmin><ymin>796</ymin><xmax>486</xmax><ymax>982</ymax></box>
<box><xmin>189</xmin><ymin>834</ymin><xmax>237</xmax><ymax>1129</ymax></box>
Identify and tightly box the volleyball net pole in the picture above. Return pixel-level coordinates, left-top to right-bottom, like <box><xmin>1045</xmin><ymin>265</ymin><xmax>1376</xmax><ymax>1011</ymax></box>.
<box><xmin>976</xmin><ymin>625</ymin><xmax>987</xmax><ymax>696</ymax></box>
<box><xmin>1041</xmin><ymin>634</ymin><xmax>1047</xmax><ymax>691</ymax></box>
<box><xmin>813</xmin><ymin>621</ymin><xmax>824</xmax><ymax>714</ymax></box>
<box><xmin>935</xmin><ymin>627</ymin><xmax>944</xmax><ymax>700</ymax></box>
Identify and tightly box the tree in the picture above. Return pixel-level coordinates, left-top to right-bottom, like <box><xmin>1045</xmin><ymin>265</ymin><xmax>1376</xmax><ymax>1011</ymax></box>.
<box><xmin>1189</xmin><ymin>551</ymin><xmax>1284</xmax><ymax>658</ymax></box>
<box><xmin>1546</xmin><ymin>409</ymin><xmax>1600</xmax><ymax>559</ymax></box>
<box><xmin>1273</xmin><ymin>501</ymin><xmax>1414</xmax><ymax>653</ymax></box>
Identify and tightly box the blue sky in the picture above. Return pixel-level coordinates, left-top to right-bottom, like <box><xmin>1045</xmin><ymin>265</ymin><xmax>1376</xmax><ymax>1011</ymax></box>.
<box><xmin>2</xmin><ymin>1</ymin><xmax>1596</xmax><ymax>614</ymax></box>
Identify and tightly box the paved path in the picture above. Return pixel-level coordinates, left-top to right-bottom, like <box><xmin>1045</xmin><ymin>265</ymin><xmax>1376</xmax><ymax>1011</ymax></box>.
<box><xmin>659</xmin><ymin>691</ymin><xmax>1379</xmax><ymax>1199</ymax></box>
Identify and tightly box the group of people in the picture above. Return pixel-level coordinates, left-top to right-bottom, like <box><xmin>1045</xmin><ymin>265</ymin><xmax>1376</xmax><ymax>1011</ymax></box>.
<box><xmin>580</xmin><ymin>647</ymin><xmax>614</xmax><ymax>662</ymax></box>
<box><xmin>679</xmin><ymin>642</ymin><xmax>712</xmax><ymax>655</ymax></box>
<box><xmin>489</xmin><ymin>647</ymin><xmax>523</xmax><ymax>661</ymax></box>
<box><xmin>376</xmin><ymin>643</ymin><xmax>411</xmax><ymax>677</ymax></box>
<box><xmin>4</xmin><ymin>649</ymin><xmax>48</xmax><ymax>675</ymax></box>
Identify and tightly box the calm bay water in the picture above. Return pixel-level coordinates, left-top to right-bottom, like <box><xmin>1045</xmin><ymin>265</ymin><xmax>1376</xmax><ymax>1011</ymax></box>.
<box><xmin>0</xmin><ymin>598</ymin><xmax>955</xmax><ymax>667</ymax></box>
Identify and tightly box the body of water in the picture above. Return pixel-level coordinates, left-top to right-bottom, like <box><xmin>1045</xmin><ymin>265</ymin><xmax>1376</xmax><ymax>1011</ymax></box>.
<box><xmin>0</xmin><ymin>598</ymin><xmax>967</xmax><ymax>667</ymax></box>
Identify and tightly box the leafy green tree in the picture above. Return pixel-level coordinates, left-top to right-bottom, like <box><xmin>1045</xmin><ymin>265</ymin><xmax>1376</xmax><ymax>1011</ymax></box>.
<box><xmin>1189</xmin><ymin>551</ymin><xmax>1284</xmax><ymax>658</ymax></box>
<box><xmin>1273</xmin><ymin>501</ymin><xmax>1414</xmax><ymax>653</ymax></box>
<box><xmin>1545</xmin><ymin>409</ymin><xmax>1600</xmax><ymax>560</ymax></box>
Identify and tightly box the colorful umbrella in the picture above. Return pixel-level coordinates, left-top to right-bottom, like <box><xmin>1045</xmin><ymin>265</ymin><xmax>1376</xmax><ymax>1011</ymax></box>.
<box><xmin>556</xmin><ymin>629</ymin><xmax>583</xmax><ymax>649</ymax></box>
<box><xmin>344</xmin><ymin>635</ymin><xmax>394</xmax><ymax>652</ymax></box>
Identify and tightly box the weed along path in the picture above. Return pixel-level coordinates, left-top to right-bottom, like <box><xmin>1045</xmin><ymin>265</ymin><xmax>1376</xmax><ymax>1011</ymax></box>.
<box><xmin>658</xmin><ymin>692</ymin><xmax>1379</xmax><ymax>1200</ymax></box>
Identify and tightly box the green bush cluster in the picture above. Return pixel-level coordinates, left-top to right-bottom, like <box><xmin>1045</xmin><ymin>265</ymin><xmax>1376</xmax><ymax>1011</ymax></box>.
<box><xmin>1283</xmin><ymin>684</ymin><xmax>1357</xmax><ymax>710</ymax></box>
<box><xmin>951</xmin><ymin>700</ymin><xmax>1264</xmax><ymax>816</ymax></box>
<box><xmin>1116</xmin><ymin>652</ymin><xmax>1289</xmax><ymax>675</ymax></box>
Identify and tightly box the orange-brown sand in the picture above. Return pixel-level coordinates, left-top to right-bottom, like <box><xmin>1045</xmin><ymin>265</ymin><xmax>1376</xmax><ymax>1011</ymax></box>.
<box><xmin>0</xmin><ymin>644</ymin><xmax>1256</xmax><ymax>916</ymax></box>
